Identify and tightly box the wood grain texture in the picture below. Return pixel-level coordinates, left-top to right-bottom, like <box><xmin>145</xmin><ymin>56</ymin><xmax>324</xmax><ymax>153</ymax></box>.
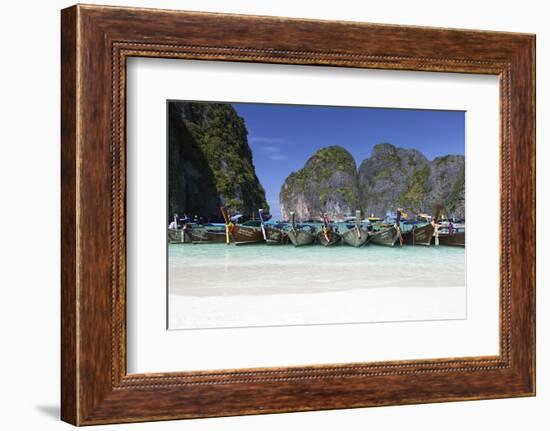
<box><xmin>60</xmin><ymin>4</ymin><xmax>536</xmax><ymax>425</ymax></box>
<box><xmin>60</xmin><ymin>5</ymin><xmax>78</xmax><ymax>425</ymax></box>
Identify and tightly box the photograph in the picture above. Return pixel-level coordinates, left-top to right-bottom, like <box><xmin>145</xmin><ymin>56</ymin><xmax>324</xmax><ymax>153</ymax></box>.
<box><xmin>167</xmin><ymin>101</ymin><xmax>466</xmax><ymax>329</ymax></box>
<box><xmin>0</xmin><ymin>0</ymin><xmax>540</xmax><ymax>428</ymax></box>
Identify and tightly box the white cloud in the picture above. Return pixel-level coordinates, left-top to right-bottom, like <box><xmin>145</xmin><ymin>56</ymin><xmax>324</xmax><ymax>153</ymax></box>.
<box><xmin>249</xmin><ymin>136</ymin><xmax>285</xmax><ymax>145</ymax></box>
<box><xmin>269</xmin><ymin>154</ymin><xmax>289</xmax><ymax>161</ymax></box>
<box><xmin>262</xmin><ymin>145</ymin><xmax>281</xmax><ymax>153</ymax></box>
<box><xmin>249</xmin><ymin>136</ymin><xmax>289</xmax><ymax>160</ymax></box>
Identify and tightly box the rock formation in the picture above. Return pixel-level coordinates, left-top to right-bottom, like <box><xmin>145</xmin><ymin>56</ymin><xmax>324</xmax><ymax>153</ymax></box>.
<box><xmin>168</xmin><ymin>102</ymin><xmax>268</xmax><ymax>221</ymax></box>
<box><xmin>426</xmin><ymin>155</ymin><xmax>465</xmax><ymax>217</ymax></box>
<box><xmin>357</xmin><ymin>143</ymin><xmax>431</xmax><ymax>217</ymax></box>
<box><xmin>169</xmin><ymin>101</ymin><xmax>464</xmax><ymax>223</ymax></box>
<box><xmin>279</xmin><ymin>146</ymin><xmax>359</xmax><ymax>221</ymax></box>
<box><xmin>280</xmin><ymin>143</ymin><xmax>465</xmax><ymax>220</ymax></box>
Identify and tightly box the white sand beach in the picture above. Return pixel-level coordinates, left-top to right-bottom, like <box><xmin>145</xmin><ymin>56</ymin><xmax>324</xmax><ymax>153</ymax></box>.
<box><xmin>168</xmin><ymin>244</ymin><xmax>466</xmax><ymax>329</ymax></box>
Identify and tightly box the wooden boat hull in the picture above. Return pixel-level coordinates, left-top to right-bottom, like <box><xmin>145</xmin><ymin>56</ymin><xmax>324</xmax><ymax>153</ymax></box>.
<box><xmin>168</xmin><ymin>227</ymin><xmax>228</xmax><ymax>244</ymax></box>
<box><xmin>218</xmin><ymin>206</ymin><xmax>264</xmax><ymax>244</ymax></box>
<box><xmin>230</xmin><ymin>225</ymin><xmax>264</xmax><ymax>243</ymax></box>
<box><xmin>287</xmin><ymin>229</ymin><xmax>315</xmax><ymax>246</ymax></box>
<box><xmin>342</xmin><ymin>228</ymin><xmax>369</xmax><ymax>247</ymax></box>
<box><xmin>201</xmin><ymin>231</ymin><xmax>227</xmax><ymax>243</ymax></box>
<box><xmin>370</xmin><ymin>227</ymin><xmax>399</xmax><ymax>246</ymax></box>
<box><xmin>316</xmin><ymin>230</ymin><xmax>341</xmax><ymax>246</ymax></box>
<box><xmin>180</xmin><ymin>226</ymin><xmax>263</xmax><ymax>244</ymax></box>
<box><xmin>187</xmin><ymin>232</ymin><xmax>211</xmax><ymax>243</ymax></box>
<box><xmin>437</xmin><ymin>231</ymin><xmax>465</xmax><ymax>247</ymax></box>
<box><xmin>264</xmin><ymin>226</ymin><xmax>288</xmax><ymax>244</ymax></box>
<box><xmin>167</xmin><ymin>228</ymin><xmax>191</xmax><ymax>243</ymax></box>
<box><xmin>402</xmin><ymin>223</ymin><xmax>434</xmax><ymax>246</ymax></box>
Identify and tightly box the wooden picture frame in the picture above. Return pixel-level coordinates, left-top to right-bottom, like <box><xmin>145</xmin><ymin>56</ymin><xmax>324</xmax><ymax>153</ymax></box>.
<box><xmin>61</xmin><ymin>4</ymin><xmax>535</xmax><ymax>425</ymax></box>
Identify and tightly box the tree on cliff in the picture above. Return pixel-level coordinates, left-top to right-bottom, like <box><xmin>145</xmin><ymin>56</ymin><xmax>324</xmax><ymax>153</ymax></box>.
<box><xmin>281</xmin><ymin>142</ymin><xmax>465</xmax><ymax>220</ymax></box>
<box><xmin>279</xmin><ymin>146</ymin><xmax>359</xmax><ymax>221</ymax></box>
<box><xmin>168</xmin><ymin>102</ymin><xmax>268</xmax><ymax>221</ymax></box>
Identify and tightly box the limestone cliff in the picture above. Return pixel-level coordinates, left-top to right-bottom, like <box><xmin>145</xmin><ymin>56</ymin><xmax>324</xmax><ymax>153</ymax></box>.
<box><xmin>168</xmin><ymin>102</ymin><xmax>268</xmax><ymax>221</ymax></box>
<box><xmin>359</xmin><ymin>143</ymin><xmax>465</xmax><ymax>217</ymax></box>
<box><xmin>280</xmin><ymin>142</ymin><xmax>465</xmax><ymax>220</ymax></box>
<box><xmin>357</xmin><ymin>143</ymin><xmax>431</xmax><ymax>217</ymax></box>
<box><xmin>426</xmin><ymin>155</ymin><xmax>465</xmax><ymax>217</ymax></box>
<box><xmin>279</xmin><ymin>146</ymin><xmax>359</xmax><ymax>220</ymax></box>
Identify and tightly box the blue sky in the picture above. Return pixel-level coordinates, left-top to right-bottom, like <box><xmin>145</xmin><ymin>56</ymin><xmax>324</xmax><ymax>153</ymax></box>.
<box><xmin>233</xmin><ymin>103</ymin><xmax>465</xmax><ymax>220</ymax></box>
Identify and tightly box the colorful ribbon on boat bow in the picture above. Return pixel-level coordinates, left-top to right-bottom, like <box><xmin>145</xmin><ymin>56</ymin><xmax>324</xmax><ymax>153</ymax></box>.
<box><xmin>322</xmin><ymin>213</ymin><xmax>332</xmax><ymax>242</ymax></box>
<box><xmin>224</xmin><ymin>222</ymin><xmax>235</xmax><ymax>245</ymax></box>
<box><xmin>322</xmin><ymin>226</ymin><xmax>330</xmax><ymax>242</ymax></box>
<box><xmin>220</xmin><ymin>206</ymin><xmax>234</xmax><ymax>245</ymax></box>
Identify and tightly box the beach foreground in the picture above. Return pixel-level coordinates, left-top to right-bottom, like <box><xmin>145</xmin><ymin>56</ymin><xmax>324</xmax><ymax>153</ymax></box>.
<box><xmin>168</xmin><ymin>243</ymin><xmax>465</xmax><ymax>329</ymax></box>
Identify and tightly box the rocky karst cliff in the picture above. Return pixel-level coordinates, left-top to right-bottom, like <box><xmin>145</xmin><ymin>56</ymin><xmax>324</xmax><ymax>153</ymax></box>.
<box><xmin>280</xmin><ymin>143</ymin><xmax>465</xmax><ymax>220</ymax></box>
<box><xmin>426</xmin><ymin>155</ymin><xmax>465</xmax><ymax>217</ymax></box>
<box><xmin>357</xmin><ymin>143</ymin><xmax>431</xmax><ymax>217</ymax></box>
<box><xmin>358</xmin><ymin>144</ymin><xmax>465</xmax><ymax>217</ymax></box>
<box><xmin>168</xmin><ymin>102</ymin><xmax>268</xmax><ymax>221</ymax></box>
<box><xmin>169</xmin><ymin>101</ymin><xmax>463</xmax><ymax>222</ymax></box>
<box><xmin>279</xmin><ymin>146</ymin><xmax>359</xmax><ymax>220</ymax></box>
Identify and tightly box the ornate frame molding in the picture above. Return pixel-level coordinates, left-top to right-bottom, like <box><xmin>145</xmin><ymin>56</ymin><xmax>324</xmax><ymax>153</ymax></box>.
<box><xmin>61</xmin><ymin>5</ymin><xmax>535</xmax><ymax>425</ymax></box>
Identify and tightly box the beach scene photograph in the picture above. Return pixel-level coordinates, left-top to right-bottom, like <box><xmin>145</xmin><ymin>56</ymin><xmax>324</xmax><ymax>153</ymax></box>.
<box><xmin>167</xmin><ymin>101</ymin><xmax>466</xmax><ymax>329</ymax></box>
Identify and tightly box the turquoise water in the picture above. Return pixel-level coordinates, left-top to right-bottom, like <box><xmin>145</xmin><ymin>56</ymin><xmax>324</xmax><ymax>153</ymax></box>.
<box><xmin>169</xmin><ymin>243</ymin><xmax>465</xmax><ymax>296</ymax></box>
<box><xmin>169</xmin><ymin>241</ymin><xmax>464</xmax><ymax>265</ymax></box>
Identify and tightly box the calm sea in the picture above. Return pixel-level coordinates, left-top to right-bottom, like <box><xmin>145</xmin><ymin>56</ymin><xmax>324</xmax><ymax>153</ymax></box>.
<box><xmin>169</xmin><ymin>242</ymin><xmax>465</xmax><ymax>297</ymax></box>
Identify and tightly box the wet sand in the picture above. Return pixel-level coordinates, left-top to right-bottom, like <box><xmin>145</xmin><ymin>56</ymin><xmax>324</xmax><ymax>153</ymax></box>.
<box><xmin>168</xmin><ymin>243</ymin><xmax>466</xmax><ymax>329</ymax></box>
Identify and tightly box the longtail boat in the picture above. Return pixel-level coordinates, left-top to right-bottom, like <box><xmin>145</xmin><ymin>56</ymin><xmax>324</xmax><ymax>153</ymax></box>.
<box><xmin>287</xmin><ymin>212</ymin><xmax>316</xmax><ymax>246</ymax></box>
<box><xmin>167</xmin><ymin>215</ymin><xmax>207</xmax><ymax>243</ymax></box>
<box><xmin>258</xmin><ymin>209</ymin><xmax>288</xmax><ymax>244</ymax></box>
<box><xmin>436</xmin><ymin>222</ymin><xmax>465</xmax><ymax>247</ymax></box>
<box><xmin>168</xmin><ymin>222</ymin><xmax>228</xmax><ymax>244</ymax></box>
<box><xmin>401</xmin><ymin>222</ymin><xmax>434</xmax><ymax>246</ymax></box>
<box><xmin>342</xmin><ymin>210</ymin><xmax>370</xmax><ymax>247</ymax></box>
<box><xmin>184</xmin><ymin>226</ymin><xmax>210</xmax><ymax>243</ymax></box>
<box><xmin>402</xmin><ymin>206</ymin><xmax>440</xmax><ymax>246</ymax></box>
<box><xmin>167</xmin><ymin>228</ymin><xmax>190</xmax><ymax>243</ymax></box>
<box><xmin>316</xmin><ymin>213</ymin><xmax>341</xmax><ymax>246</ymax></box>
<box><xmin>167</xmin><ymin>214</ymin><xmax>191</xmax><ymax>243</ymax></box>
<box><xmin>200</xmin><ymin>229</ymin><xmax>227</xmax><ymax>244</ymax></box>
<box><xmin>220</xmin><ymin>206</ymin><xmax>264</xmax><ymax>244</ymax></box>
<box><xmin>431</xmin><ymin>205</ymin><xmax>465</xmax><ymax>247</ymax></box>
<box><xmin>369</xmin><ymin>210</ymin><xmax>403</xmax><ymax>247</ymax></box>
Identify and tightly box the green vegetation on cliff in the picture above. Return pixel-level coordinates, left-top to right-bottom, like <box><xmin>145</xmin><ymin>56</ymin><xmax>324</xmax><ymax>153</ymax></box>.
<box><xmin>400</xmin><ymin>165</ymin><xmax>431</xmax><ymax>209</ymax></box>
<box><xmin>358</xmin><ymin>144</ymin><xmax>464</xmax><ymax>217</ymax></box>
<box><xmin>282</xmin><ymin>142</ymin><xmax>465</xmax><ymax>220</ymax></box>
<box><xmin>168</xmin><ymin>102</ymin><xmax>268</xmax><ymax>220</ymax></box>
<box><xmin>170</xmin><ymin>103</ymin><xmax>464</xmax><ymax>222</ymax></box>
<box><xmin>280</xmin><ymin>146</ymin><xmax>359</xmax><ymax>220</ymax></box>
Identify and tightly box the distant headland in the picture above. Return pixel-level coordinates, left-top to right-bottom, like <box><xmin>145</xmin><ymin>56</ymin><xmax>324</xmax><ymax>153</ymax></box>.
<box><xmin>168</xmin><ymin>102</ymin><xmax>464</xmax><ymax>222</ymax></box>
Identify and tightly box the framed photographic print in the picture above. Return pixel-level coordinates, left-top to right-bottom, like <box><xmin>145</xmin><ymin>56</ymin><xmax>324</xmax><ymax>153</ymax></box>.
<box><xmin>61</xmin><ymin>4</ymin><xmax>535</xmax><ymax>425</ymax></box>
<box><xmin>163</xmin><ymin>100</ymin><xmax>467</xmax><ymax>331</ymax></box>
